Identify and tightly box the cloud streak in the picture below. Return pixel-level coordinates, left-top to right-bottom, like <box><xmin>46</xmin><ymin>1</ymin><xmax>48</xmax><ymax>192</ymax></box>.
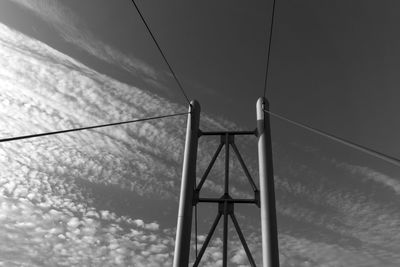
<box><xmin>1</xmin><ymin>17</ymin><xmax>400</xmax><ymax>266</ymax></box>
<box><xmin>9</xmin><ymin>0</ymin><xmax>167</xmax><ymax>89</ymax></box>
<box><xmin>0</xmin><ymin>21</ymin><xmax>253</xmax><ymax>265</ymax></box>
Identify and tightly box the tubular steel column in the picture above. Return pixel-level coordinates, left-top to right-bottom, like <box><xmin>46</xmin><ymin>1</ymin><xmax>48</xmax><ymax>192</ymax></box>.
<box><xmin>256</xmin><ymin>97</ymin><xmax>280</xmax><ymax>267</ymax></box>
<box><xmin>173</xmin><ymin>100</ymin><xmax>200</xmax><ymax>267</ymax></box>
<box><xmin>193</xmin><ymin>132</ymin><xmax>258</xmax><ymax>267</ymax></box>
<box><xmin>223</xmin><ymin>133</ymin><xmax>230</xmax><ymax>267</ymax></box>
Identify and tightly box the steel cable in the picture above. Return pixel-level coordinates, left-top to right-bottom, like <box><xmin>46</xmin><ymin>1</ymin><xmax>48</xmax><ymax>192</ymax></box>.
<box><xmin>0</xmin><ymin>112</ymin><xmax>188</xmax><ymax>143</ymax></box>
<box><xmin>264</xmin><ymin>109</ymin><xmax>400</xmax><ymax>167</ymax></box>
<box><xmin>263</xmin><ymin>0</ymin><xmax>278</xmax><ymax>98</ymax></box>
<box><xmin>130</xmin><ymin>0</ymin><xmax>191</xmax><ymax>105</ymax></box>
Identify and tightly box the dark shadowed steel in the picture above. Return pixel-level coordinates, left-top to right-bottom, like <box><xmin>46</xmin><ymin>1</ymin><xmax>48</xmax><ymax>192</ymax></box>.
<box><xmin>257</xmin><ymin>97</ymin><xmax>280</xmax><ymax>267</ymax></box>
<box><xmin>175</xmin><ymin>98</ymin><xmax>277</xmax><ymax>266</ymax></box>
<box><xmin>223</xmin><ymin>133</ymin><xmax>230</xmax><ymax>267</ymax></box>
<box><xmin>193</xmin><ymin>132</ymin><xmax>259</xmax><ymax>267</ymax></box>
<box><xmin>196</xmin><ymin>143</ymin><xmax>224</xmax><ymax>191</ymax></box>
<box><xmin>173</xmin><ymin>101</ymin><xmax>200</xmax><ymax>267</ymax></box>
<box><xmin>193</xmin><ymin>212</ymin><xmax>222</xmax><ymax>266</ymax></box>
<box><xmin>231</xmin><ymin>142</ymin><xmax>258</xmax><ymax>192</ymax></box>
<box><xmin>200</xmin><ymin>130</ymin><xmax>256</xmax><ymax>136</ymax></box>
<box><xmin>230</xmin><ymin>212</ymin><xmax>257</xmax><ymax>266</ymax></box>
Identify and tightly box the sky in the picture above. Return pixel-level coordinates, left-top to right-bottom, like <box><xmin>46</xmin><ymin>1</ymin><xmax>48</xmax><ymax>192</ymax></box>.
<box><xmin>0</xmin><ymin>0</ymin><xmax>400</xmax><ymax>266</ymax></box>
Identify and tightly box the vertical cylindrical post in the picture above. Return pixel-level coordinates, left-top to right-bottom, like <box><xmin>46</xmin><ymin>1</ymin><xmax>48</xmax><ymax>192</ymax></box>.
<box><xmin>223</xmin><ymin>200</ymin><xmax>228</xmax><ymax>267</ymax></box>
<box><xmin>224</xmin><ymin>133</ymin><xmax>230</xmax><ymax>194</ymax></box>
<box><xmin>256</xmin><ymin>97</ymin><xmax>280</xmax><ymax>267</ymax></box>
<box><xmin>173</xmin><ymin>100</ymin><xmax>200</xmax><ymax>267</ymax></box>
<box><xmin>223</xmin><ymin>133</ymin><xmax>229</xmax><ymax>267</ymax></box>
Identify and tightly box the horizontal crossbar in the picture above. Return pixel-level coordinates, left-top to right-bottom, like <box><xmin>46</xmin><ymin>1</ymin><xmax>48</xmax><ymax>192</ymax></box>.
<box><xmin>199</xmin><ymin>130</ymin><xmax>256</xmax><ymax>136</ymax></box>
<box><xmin>198</xmin><ymin>197</ymin><xmax>257</xmax><ymax>204</ymax></box>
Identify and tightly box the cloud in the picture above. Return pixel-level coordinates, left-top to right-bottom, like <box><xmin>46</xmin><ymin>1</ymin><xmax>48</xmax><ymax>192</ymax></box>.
<box><xmin>231</xmin><ymin>248</ymin><xmax>247</xmax><ymax>265</ymax></box>
<box><xmin>338</xmin><ymin>162</ymin><xmax>400</xmax><ymax>195</ymax></box>
<box><xmin>0</xmin><ymin>21</ymin><xmax>249</xmax><ymax>201</ymax></box>
<box><xmin>0</xmin><ymin>194</ymin><xmax>178</xmax><ymax>266</ymax></box>
<box><xmin>1</xmin><ymin>17</ymin><xmax>400</xmax><ymax>266</ymax></box>
<box><xmin>270</xmin><ymin>146</ymin><xmax>400</xmax><ymax>266</ymax></box>
<box><xmin>0</xmin><ymin>21</ymin><xmax>256</xmax><ymax>266</ymax></box>
<box><xmin>9</xmin><ymin>0</ymin><xmax>166</xmax><ymax>89</ymax></box>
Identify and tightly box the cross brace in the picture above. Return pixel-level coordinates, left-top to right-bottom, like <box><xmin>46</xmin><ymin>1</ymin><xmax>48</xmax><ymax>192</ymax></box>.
<box><xmin>173</xmin><ymin>98</ymin><xmax>280</xmax><ymax>267</ymax></box>
<box><xmin>193</xmin><ymin>132</ymin><xmax>258</xmax><ymax>267</ymax></box>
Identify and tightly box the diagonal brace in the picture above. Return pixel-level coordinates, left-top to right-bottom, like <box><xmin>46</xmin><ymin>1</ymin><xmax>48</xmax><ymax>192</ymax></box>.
<box><xmin>230</xmin><ymin>212</ymin><xmax>257</xmax><ymax>267</ymax></box>
<box><xmin>231</xmin><ymin>142</ymin><xmax>258</xmax><ymax>192</ymax></box>
<box><xmin>196</xmin><ymin>143</ymin><xmax>224</xmax><ymax>192</ymax></box>
<box><xmin>193</xmin><ymin>212</ymin><xmax>223</xmax><ymax>267</ymax></box>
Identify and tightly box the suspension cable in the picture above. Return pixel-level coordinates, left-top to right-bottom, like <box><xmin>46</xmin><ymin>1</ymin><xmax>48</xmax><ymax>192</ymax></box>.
<box><xmin>0</xmin><ymin>112</ymin><xmax>188</xmax><ymax>143</ymax></box>
<box><xmin>264</xmin><ymin>109</ymin><xmax>400</xmax><ymax>167</ymax></box>
<box><xmin>130</xmin><ymin>0</ymin><xmax>191</xmax><ymax>105</ymax></box>
<box><xmin>263</xmin><ymin>0</ymin><xmax>278</xmax><ymax>98</ymax></box>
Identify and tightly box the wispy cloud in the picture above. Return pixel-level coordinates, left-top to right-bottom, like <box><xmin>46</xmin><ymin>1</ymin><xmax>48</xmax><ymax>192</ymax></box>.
<box><xmin>338</xmin><ymin>162</ymin><xmax>400</xmax><ymax>195</ymax></box>
<box><xmin>0</xmin><ymin>21</ymin><xmax>243</xmax><ymax>199</ymax></box>
<box><xmin>1</xmin><ymin>18</ymin><xmax>400</xmax><ymax>266</ymax></box>
<box><xmin>271</xmin><ymin>146</ymin><xmax>400</xmax><ymax>266</ymax></box>
<box><xmin>9</xmin><ymin>0</ymin><xmax>167</xmax><ymax>89</ymax></box>
<box><xmin>0</xmin><ymin>21</ymin><xmax>253</xmax><ymax>265</ymax></box>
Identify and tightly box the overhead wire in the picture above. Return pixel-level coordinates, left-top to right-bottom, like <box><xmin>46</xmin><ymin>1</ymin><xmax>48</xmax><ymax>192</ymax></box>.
<box><xmin>129</xmin><ymin>0</ymin><xmax>191</xmax><ymax>105</ymax></box>
<box><xmin>264</xmin><ymin>109</ymin><xmax>400</xmax><ymax>167</ymax></box>
<box><xmin>263</xmin><ymin>0</ymin><xmax>278</xmax><ymax>98</ymax></box>
<box><xmin>259</xmin><ymin>1</ymin><xmax>400</xmax><ymax>167</ymax></box>
<box><xmin>0</xmin><ymin>112</ymin><xmax>188</xmax><ymax>143</ymax></box>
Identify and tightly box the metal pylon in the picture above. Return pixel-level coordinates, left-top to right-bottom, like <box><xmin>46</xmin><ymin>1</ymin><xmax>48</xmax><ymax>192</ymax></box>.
<box><xmin>173</xmin><ymin>97</ymin><xmax>279</xmax><ymax>267</ymax></box>
<box><xmin>193</xmin><ymin>131</ymin><xmax>259</xmax><ymax>267</ymax></box>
